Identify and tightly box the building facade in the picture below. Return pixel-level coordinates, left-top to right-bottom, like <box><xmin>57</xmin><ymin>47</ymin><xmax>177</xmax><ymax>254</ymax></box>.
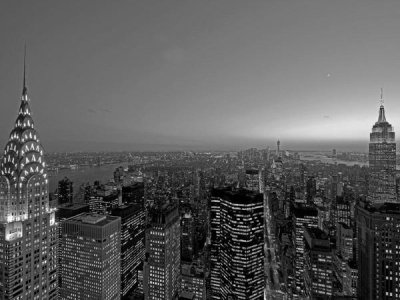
<box><xmin>111</xmin><ymin>204</ymin><xmax>145</xmax><ymax>298</ymax></box>
<box><xmin>292</xmin><ymin>205</ymin><xmax>319</xmax><ymax>295</ymax></box>
<box><xmin>211</xmin><ymin>188</ymin><xmax>264</xmax><ymax>300</ymax></box>
<box><xmin>368</xmin><ymin>104</ymin><xmax>397</xmax><ymax>204</ymax></box>
<box><xmin>0</xmin><ymin>67</ymin><xmax>58</xmax><ymax>299</ymax></box>
<box><xmin>356</xmin><ymin>201</ymin><xmax>400</xmax><ymax>300</ymax></box>
<box><xmin>60</xmin><ymin>213</ymin><xmax>121</xmax><ymax>300</ymax></box>
<box><xmin>143</xmin><ymin>204</ymin><xmax>180</xmax><ymax>300</ymax></box>
<box><xmin>303</xmin><ymin>227</ymin><xmax>333</xmax><ymax>299</ymax></box>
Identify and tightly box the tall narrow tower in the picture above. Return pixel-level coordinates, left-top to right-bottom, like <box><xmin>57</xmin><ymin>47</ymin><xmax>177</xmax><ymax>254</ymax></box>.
<box><xmin>277</xmin><ymin>140</ymin><xmax>281</xmax><ymax>157</ymax></box>
<box><xmin>368</xmin><ymin>93</ymin><xmax>397</xmax><ymax>204</ymax></box>
<box><xmin>0</xmin><ymin>57</ymin><xmax>58</xmax><ymax>299</ymax></box>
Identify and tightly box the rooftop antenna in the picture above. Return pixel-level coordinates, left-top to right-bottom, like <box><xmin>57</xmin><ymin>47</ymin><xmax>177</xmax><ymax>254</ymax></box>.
<box><xmin>380</xmin><ymin>88</ymin><xmax>384</xmax><ymax>106</ymax></box>
<box><xmin>22</xmin><ymin>43</ymin><xmax>27</xmax><ymax>96</ymax></box>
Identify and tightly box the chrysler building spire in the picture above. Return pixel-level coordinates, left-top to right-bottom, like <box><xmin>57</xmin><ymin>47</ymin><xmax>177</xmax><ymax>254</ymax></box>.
<box><xmin>22</xmin><ymin>44</ymin><xmax>27</xmax><ymax>97</ymax></box>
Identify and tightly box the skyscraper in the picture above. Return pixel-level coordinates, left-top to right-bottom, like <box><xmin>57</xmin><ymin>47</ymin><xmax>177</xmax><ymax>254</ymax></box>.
<box><xmin>60</xmin><ymin>213</ymin><xmax>121</xmax><ymax>300</ymax></box>
<box><xmin>356</xmin><ymin>201</ymin><xmax>400</xmax><ymax>300</ymax></box>
<box><xmin>111</xmin><ymin>204</ymin><xmax>145</xmax><ymax>298</ymax></box>
<box><xmin>58</xmin><ymin>177</ymin><xmax>73</xmax><ymax>205</ymax></box>
<box><xmin>303</xmin><ymin>227</ymin><xmax>333</xmax><ymax>299</ymax></box>
<box><xmin>292</xmin><ymin>205</ymin><xmax>318</xmax><ymax>295</ymax></box>
<box><xmin>368</xmin><ymin>102</ymin><xmax>397</xmax><ymax>204</ymax></box>
<box><xmin>0</xmin><ymin>59</ymin><xmax>58</xmax><ymax>299</ymax></box>
<box><xmin>143</xmin><ymin>203</ymin><xmax>180</xmax><ymax>300</ymax></box>
<box><xmin>210</xmin><ymin>188</ymin><xmax>264</xmax><ymax>300</ymax></box>
<box><xmin>209</xmin><ymin>196</ymin><xmax>221</xmax><ymax>300</ymax></box>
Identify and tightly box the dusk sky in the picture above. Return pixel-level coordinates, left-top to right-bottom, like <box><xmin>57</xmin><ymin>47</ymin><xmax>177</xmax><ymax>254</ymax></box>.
<box><xmin>1</xmin><ymin>1</ymin><xmax>400</xmax><ymax>152</ymax></box>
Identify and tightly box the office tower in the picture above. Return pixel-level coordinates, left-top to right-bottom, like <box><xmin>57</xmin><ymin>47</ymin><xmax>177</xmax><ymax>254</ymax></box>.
<box><xmin>368</xmin><ymin>102</ymin><xmax>397</xmax><ymax>203</ymax></box>
<box><xmin>114</xmin><ymin>166</ymin><xmax>125</xmax><ymax>184</ymax></box>
<box><xmin>332</xmin><ymin>196</ymin><xmax>351</xmax><ymax>227</ymax></box>
<box><xmin>306</xmin><ymin>176</ymin><xmax>316</xmax><ymax>203</ymax></box>
<box><xmin>209</xmin><ymin>196</ymin><xmax>221</xmax><ymax>299</ymax></box>
<box><xmin>211</xmin><ymin>188</ymin><xmax>264</xmax><ymax>300</ymax></box>
<box><xmin>111</xmin><ymin>204</ymin><xmax>145</xmax><ymax>298</ymax></box>
<box><xmin>292</xmin><ymin>205</ymin><xmax>319</xmax><ymax>295</ymax></box>
<box><xmin>334</xmin><ymin>222</ymin><xmax>355</xmax><ymax>297</ymax></box>
<box><xmin>143</xmin><ymin>204</ymin><xmax>180</xmax><ymax>300</ymax></box>
<box><xmin>56</xmin><ymin>203</ymin><xmax>90</xmax><ymax>289</ymax></box>
<box><xmin>336</xmin><ymin>222</ymin><xmax>353</xmax><ymax>261</ymax></box>
<box><xmin>181</xmin><ymin>262</ymin><xmax>207</xmax><ymax>300</ymax></box>
<box><xmin>58</xmin><ymin>177</ymin><xmax>73</xmax><ymax>205</ymax></box>
<box><xmin>0</xmin><ymin>62</ymin><xmax>58</xmax><ymax>299</ymax></box>
<box><xmin>60</xmin><ymin>213</ymin><xmax>121</xmax><ymax>300</ymax></box>
<box><xmin>303</xmin><ymin>227</ymin><xmax>333</xmax><ymax>299</ymax></box>
<box><xmin>356</xmin><ymin>201</ymin><xmax>400</xmax><ymax>300</ymax></box>
<box><xmin>244</xmin><ymin>169</ymin><xmax>259</xmax><ymax>192</ymax></box>
<box><xmin>181</xmin><ymin>211</ymin><xmax>194</xmax><ymax>262</ymax></box>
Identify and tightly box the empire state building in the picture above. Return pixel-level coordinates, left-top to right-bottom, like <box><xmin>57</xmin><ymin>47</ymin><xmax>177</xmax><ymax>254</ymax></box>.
<box><xmin>0</xmin><ymin>60</ymin><xmax>58</xmax><ymax>299</ymax></box>
<box><xmin>368</xmin><ymin>100</ymin><xmax>397</xmax><ymax>204</ymax></box>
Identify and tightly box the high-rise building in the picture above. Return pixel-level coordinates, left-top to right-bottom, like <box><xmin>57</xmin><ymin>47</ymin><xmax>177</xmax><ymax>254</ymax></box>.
<box><xmin>0</xmin><ymin>61</ymin><xmax>58</xmax><ymax>299</ymax></box>
<box><xmin>368</xmin><ymin>103</ymin><xmax>397</xmax><ymax>203</ymax></box>
<box><xmin>210</xmin><ymin>188</ymin><xmax>264</xmax><ymax>300</ymax></box>
<box><xmin>303</xmin><ymin>227</ymin><xmax>333</xmax><ymax>299</ymax></box>
<box><xmin>60</xmin><ymin>213</ymin><xmax>121</xmax><ymax>300</ymax></box>
<box><xmin>56</xmin><ymin>203</ymin><xmax>90</xmax><ymax>289</ymax></box>
<box><xmin>356</xmin><ymin>201</ymin><xmax>400</xmax><ymax>300</ymax></box>
<box><xmin>292</xmin><ymin>205</ymin><xmax>319</xmax><ymax>295</ymax></box>
<box><xmin>111</xmin><ymin>204</ymin><xmax>145</xmax><ymax>298</ymax></box>
<box><xmin>181</xmin><ymin>211</ymin><xmax>194</xmax><ymax>262</ymax></box>
<box><xmin>143</xmin><ymin>204</ymin><xmax>180</xmax><ymax>300</ymax></box>
<box><xmin>209</xmin><ymin>196</ymin><xmax>221</xmax><ymax>300</ymax></box>
<box><xmin>332</xmin><ymin>196</ymin><xmax>351</xmax><ymax>227</ymax></box>
<box><xmin>58</xmin><ymin>177</ymin><xmax>73</xmax><ymax>205</ymax></box>
<box><xmin>181</xmin><ymin>262</ymin><xmax>207</xmax><ymax>300</ymax></box>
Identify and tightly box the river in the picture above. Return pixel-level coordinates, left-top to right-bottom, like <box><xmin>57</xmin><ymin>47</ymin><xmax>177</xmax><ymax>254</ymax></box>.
<box><xmin>48</xmin><ymin>163</ymin><xmax>129</xmax><ymax>193</ymax></box>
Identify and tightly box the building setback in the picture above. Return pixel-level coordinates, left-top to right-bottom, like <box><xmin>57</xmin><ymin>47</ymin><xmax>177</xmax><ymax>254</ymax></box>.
<box><xmin>60</xmin><ymin>213</ymin><xmax>121</xmax><ymax>300</ymax></box>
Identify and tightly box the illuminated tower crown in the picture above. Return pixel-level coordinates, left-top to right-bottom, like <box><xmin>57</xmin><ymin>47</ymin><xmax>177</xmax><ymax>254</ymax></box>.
<box><xmin>0</xmin><ymin>54</ymin><xmax>48</xmax><ymax>223</ymax></box>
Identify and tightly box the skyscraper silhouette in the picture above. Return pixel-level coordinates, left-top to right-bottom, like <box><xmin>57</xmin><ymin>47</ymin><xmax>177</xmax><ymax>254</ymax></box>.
<box><xmin>0</xmin><ymin>57</ymin><xmax>58</xmax><ymax>299</ymax></box>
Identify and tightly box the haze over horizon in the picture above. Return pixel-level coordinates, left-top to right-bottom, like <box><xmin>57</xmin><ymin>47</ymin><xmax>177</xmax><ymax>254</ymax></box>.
<box><xmin>1</xmin><ymin>1</ymin><xmax>400</xmax><ymax>152</ymax></box>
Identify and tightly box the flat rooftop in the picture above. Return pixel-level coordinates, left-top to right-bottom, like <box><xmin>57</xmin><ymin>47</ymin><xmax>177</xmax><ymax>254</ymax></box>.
<box><xmin>69</xmin><ymin>213</ymin><xmax>120</xmax><ymax>227</ymax></box>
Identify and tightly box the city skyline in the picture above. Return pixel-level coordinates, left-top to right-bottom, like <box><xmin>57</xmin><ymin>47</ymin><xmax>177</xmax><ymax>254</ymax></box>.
<box><xmin>2</xmin><ymin>1</ymin><xmax>400</xmax><ymax>152</ymax></box>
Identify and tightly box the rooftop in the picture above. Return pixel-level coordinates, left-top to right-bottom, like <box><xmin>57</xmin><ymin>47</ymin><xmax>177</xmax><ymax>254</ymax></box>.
<box><xmin>69</xmin><ymin>213</ymin><xmax>120</xmax><ymax>227</ymax></box>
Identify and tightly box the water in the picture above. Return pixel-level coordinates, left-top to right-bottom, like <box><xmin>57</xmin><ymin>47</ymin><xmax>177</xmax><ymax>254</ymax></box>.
<box><xmin>300</xmin><ymin>153</ymin><xmax>368</xmax><ymax>167</ymax></box>
<box><xmin>48</xmin><ymin>163</ymin><xmax>128</xmax><ymax>193</ymax></box>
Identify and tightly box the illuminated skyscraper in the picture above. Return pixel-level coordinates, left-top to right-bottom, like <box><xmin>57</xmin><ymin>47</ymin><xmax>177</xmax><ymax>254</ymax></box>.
<box><xmin>111</xmin><ymin>204</ymin><xmax>145</xmax><ymax>298</ymax></box>
<box><xmin>209</xmin><ymin>196</ymin><xmax>221</xmax><ymax>300</ymax></box>
<box><xmin>356</xmin><ymin>201</ymin><xmax>400</xmax><ymax>300</ymax></box>
<box><xmin>210</xmin><ymin>188</ymin><xmax>264</xmax><ymax>300</ymax></box>
<box><xmin>368</xmin><ymin>100</ymin><xmax>397</xmax><ymax>204</ymax></box>
<box><xmin>292</xmin><ymin>205</ymin><xmax>318</xmax><ymax>295</ymax></box>
<box><xmin>0</xmin><ymin>58</ymin><xmax>58</xmax><ymax>299</ymax></box>
<box><xmin>60</xmin><ymin>213</ymin><xmax>121</xmax><ymax>299</ymax></box>
<box><xmin>304</xmin><ymin>227</ymin><xmax>333</xmax><ymax>299</ymax></box>
<box><xmin>143</xmin><ymin>204</ymin><xmax>180</xmax><ymax>300</ymax></box>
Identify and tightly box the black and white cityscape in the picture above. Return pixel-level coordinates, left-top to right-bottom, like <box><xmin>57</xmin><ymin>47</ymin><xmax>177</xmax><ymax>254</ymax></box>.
<box><xmin>1</xmin><ymin>1</ymin><xmax>400</xmax><ymax>300</ymax></box>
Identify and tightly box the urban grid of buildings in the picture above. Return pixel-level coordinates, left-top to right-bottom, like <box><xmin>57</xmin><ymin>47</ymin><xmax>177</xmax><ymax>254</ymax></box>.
<box><xmin>1</xmin><ymin>62</ymin><xmax>400</xmax><ymax>300</ymax></box>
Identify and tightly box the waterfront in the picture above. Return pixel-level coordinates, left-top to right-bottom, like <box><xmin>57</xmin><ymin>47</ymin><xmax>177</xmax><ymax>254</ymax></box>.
<box><xmin>48</xmin><ymin>162</ymin><xmax>128</xmax><ymax>193</ymax></box>
<box><xmin>299</xmin><ymin>153</ymin><xmax>368</xmax><ymax>167</ymax></box>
